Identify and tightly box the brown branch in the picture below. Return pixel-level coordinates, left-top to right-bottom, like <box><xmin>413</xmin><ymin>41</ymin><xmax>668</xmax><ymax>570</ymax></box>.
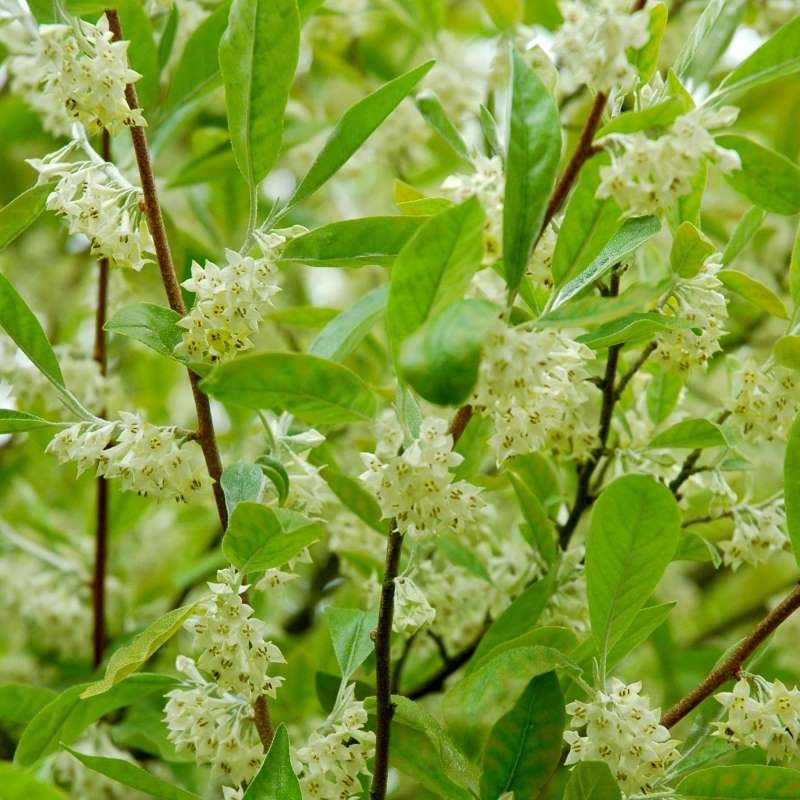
<box><xmin>370</xmin><ymin>523</ymin><xmax>404</xmax><ymax>800</ymax></box>
<box><xmin>661</xmin><ymin>583</ymin><xmax>800</xmax><ymax>729</ymax></box>
<box><xmin>614</xmin><ymin>342</ymin><xmax>657</xmax><ymax>401</ymax></box>
<box><xmin>669</xmin><ymin>410</ymin><xmax>731</xmax><ymax>498</ymax></box>
<box><xmin>407</xmin><ymin>633</ymin><xmax>482</xmax><ymax>700</ymax></box>
<box><xmin>448</xmin><ymin>403</ymin><xmax>473</xmax><ymax>441</ymax></box>
<box><xmin>105</xmin><ymin>9</ymin><xmax>228</xmax><ymax>530</ymax></box>
<box><xmin>91</xmin><ymin>129</ymin><xmax>112</xmax><ymax>669</ymax></box>
<box><xmin>542</xmin><ymin>92</ymin><xmax>607</xmax><ymax>230</ymax></box>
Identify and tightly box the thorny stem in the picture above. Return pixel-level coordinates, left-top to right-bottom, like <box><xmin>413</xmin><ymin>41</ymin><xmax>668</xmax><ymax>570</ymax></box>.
<box><xmin>661</xmin><ymin>583</ymin><xmax>800</xmax><ymax>729</ymax></box>
<box><xmin>104</xmin><ymin>10</ymin><xmax>228</xmax><ymax>530</ymax></box>
<box><xmin>91</xmin><ymin>129</ymin><xmax>111</xmax><ymax>669</ymax></box>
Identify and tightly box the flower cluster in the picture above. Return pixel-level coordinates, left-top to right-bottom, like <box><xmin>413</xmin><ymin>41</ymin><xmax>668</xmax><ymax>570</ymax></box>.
<box><xmin>29</xmin><ymin>142</ymin><xmax>152</xmax><ymax>270</ymax></box>
<box><xmin>565</xmin><ymin>679</ymin><xmax>680</xmax><ymax>796</ymax></box>
<box><xmin>293</xmin><ymin>682</ymin><xmax>376</xmax><ymax>799</ymax></box>
<box><xmin>553</xmin><ymin>0</ymin><xmax>651</xmax><ymax>95</ymax></box>
<box><xmin>165</xmin><ymin>569</ymin><xmax>286</xmax><ymax>789</ymax></box>
<box><xmin>393</xmin><ymin>576</ymin><xmax>436</xmax><ymax>636</ymax></box>
<box><xmin>719</xmin><ymin>498</ymin><xmax>788</xmax><ymax>570</ymax></box>
<box><xmin>13</xmin><ymin>18</ymin><xmax>145</xmax><ymax>134</ymax></box>
<box><xmin>2</xmin><ymin>551</ymin><xmax>93</xmax><ymax>659</ymax></box>
<box><xmin>654</xmin><ymin>257</ymin><xmax>728</xmax><ymax>374</ymax></box>
<box><xmin>714</xmin><ymin>675</ymin><xmax>800</xmax><ymax>761</ymax></box>
<box><xmin>597</xmin><ymin>106</ymin><xmax>741</xmax><ymax>217</ymax></box>
<box><xmin>46</xmin><ymin>411</ymin><xmax>212</xmax><ymax>502</ymax></box>
<box><xmin>1</xmin><ymin>342</ymin><xmax>116</xmax><ymax>417</ymax></box>
<box><xmin>472</xmin><ymin>322</ymin><xmax>600</xmax><ymax>462</ymax></box>
<box><xmin>185</xmin><ymin>568</ymin><xmax>286</xmax><ymax>701</ymax></box>
<box><xmin>359</xmin><ymin>414</ymin><xmax>483</xmax><ymax>538</ymax></box>
<box><xmin>176</xmin><ymin>232</ymin><xmax>289</xmax><ymax>363</ymax></box>
<box><xmin>441</xmin><ymin>155</ymin><xmax>504</xmax><ymax>264</ymax></box>
<box><xmin>164</xmin><ymin>656</ymin><xmax>266</xmax><ymax>788</ymax></box>
<box><xmin>728</xmin><ymin>360</ymin><xmax>800</xmax><ymax>441</ymax></box>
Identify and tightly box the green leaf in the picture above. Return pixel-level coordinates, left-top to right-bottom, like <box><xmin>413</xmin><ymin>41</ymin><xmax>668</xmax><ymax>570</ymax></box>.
<box><xmin>503</xmin><ymin>50</ymin><xmax>561</xmax><ymax>290</ymax></box>
<box><xmin>479</xmin><ymin>103</ymin><xmax>503</xmax><ymax>159</ymax></box>
<box><xmin>310</xmin><ymin>285</ymin><xmax>387</xmax><ymax>361</ymax></box>
<box><xmin>716</xmin><ymin>135</ymin><xmax>800</xmax><ymax>215</ymax></box>
<box><xmin>283</xmin><ymin>217</ymin><xmax>424</xmax><ymax>268</ymax></box>
<box><xmin>386</xmin><ymin>198</ymin><xmax>484</xmax><ymax>359</ymax></box>
<box><xmin>774</xmin><ymin>336</ymin><xmax>800</xmax><ymax>372</ymax></box>
<box><xmin>540</xmin><ymin>282</ymin><xmax>668</xmax><ymax>328</ymax></box>
<box><xmin>712</xmin><ymin>15</ymin><xmax>800</xmax><ymax>104</ymax></box>
<box><xmin>648</xmin><ymin>418</ymin><xmax>729</xmax><ymax>450</ymax></box>
<box><xmin>438</xmin><ymin>532</ymin><xmax>492</xmax><ymax>582</ymax></box>
<box><xmin>256</xmin><ymin>455</ymin><xmax>290</xmax><ymax>505</ymax></box>
<box><xmin>606</xmin><ymin>601</ymin><xmax>676</xmax><ymax>668</ymax></box>
<box><xmin>16</xmin><ymin>674</ymin><xmax>175</xmax><ymax>765</ymax></box>
<box><xmin>629</xmin><ymin>1</ymin><xmax>667</xmax><ymax>83</ymax></box>
<box><xmin>563</xmin><ymin>761</ymin><xmax>621</xmax><ymax>800</ymax></box>
<box><xmin>399</xmin><ymin>298</ymin><xmax>497</xmax><ymax>405</ymax></box>
<box><xmin>0</xmin><ymin>273</ymin><xmax>63</xmax><ymax>388</ymax></box>
<box><xmin>117</xmin><ymin>0</ymin><xmax>159</xmax><ymax>111</ymax></box>
<box><xmin>219</xmin><ymin>0</ymin><xmax>299</xmax><ymax>185</ymax></box>
<box><xmin>201</xmin><ymin>352</ymin><xmax>377</xmax><ymax>424</ymax></box>
<box><xmin>671</xmin><ymin>221</ymin><xmax>715</xmax><ymax>278</ymax></box>
<box><xmin>674</xmin><ymin>0</ymin><xmax>746</xmax><ymax>84</ymax></box>
<box><xmin>220</xmin><ymin>463</ymin><xmax>265</xmax><ymax>515</ymax></box>
<box><xmin>791</xmin><ymin>221</ymin><xmax>800</xmax><ymax>307</ymax></box>
<box><xmin>222</xmin><ymin>501</ymin><xmax>320</xmax><ymax>572</ymax></box>
<box><xmin>81</xmin><ymin>611</ymin><xmax>196</xmax><ymax>699</ymax></box>
<box><xmin>0</xmin><ymin>409</ymin><xmax>58</xmax><ymax>433</ymax></box>
<box><xmin>718</xmin><ymin>269</ymin><xmax>788</xmax><ymax>319</ymax></box>
<box><xmin>721</xmin><ymin>207</ymin><xmax>766</xmax><ymax>267</ymax></box>
<box><xmin>479</xmin><ymin>0</ymin><xmax>522</xmax><ymax>29</ymax></box>
<box><xmin>480</xmin><ymin>671</ymin><xmax>564</xmax><ymax>800</ymax></box>
<box><xmin>598</xmin><ymin>97</ymin><xmax>682</xmax><ymax>137</ymax></box>
<box><xmin>551</xmin><ymin>154</ymin><xmax>620</xmax><ymax>288</ymax></box>
<box><xmin>382</xmin><ymin>695</ymin><xmax>480</xmax><ymax>799</ymax></box>
<box><xmin>162</xmin><ymin>1</ymin><xmax>232</xmax><ymax>117</ymax></box>
<box><xmin>783</xmin><ymin>413</ymin><xmax>800</xmax><ymax>567</ymax></box>
<box><xmin>586</xmin><ymin>474</ymin><xmax>681</xmax><ymax>661</ymax></box>
<box><xmin>104</xmin><ymin>303</ymin><xmax>183</xmax><ymax>360</ymax></box>
<box><xmin>0</xmin><ymin>762</ymin><xmax>68</xmax><ymax>800</ymax></box>
<box><xmin>291</xmin><ymin>60</ymin><xmax>434</xmax><ymax>205</ymax></box>
<box><xmin>507</xmin><ymin>467</ymin><xmax>557</xmax><ymax>566</ymax></box>
<box><xmin>678</xmin><ymin>765</ymin><xmax>800</xmax><ymax>798</ymax></box>
<box><xmin>0</xmin><ymin>183</ymin><xmax>50</xmax><ymax>251</ymax></box>
<box><xmin>243</xmin><ymin>724</ymin><xmax>302</xmax><ymax>800</ymax></box>
<box><xmin>66</xmin><ymin>749</ymin><xmax>201</xmax><ymax>800</ymax></box>
<box><xmin>645</xmin><ymin>364</ymin><xmax>683</xmax><ymax>423</ymax></box>
<box><xmin>467</xmin><ymin>571</ymin><xmax>558</xmax><ymax>675</ymax></box>
<box><xmin>415</xmin><ymin>90</ymin><xmax>471</xmax><ymax>162</ymax></box>
<box><xmin>324</xmin><ymin>607</ymin><xmax>377</xmax><ymax>680</ymax></box>
<box><xmin>320</xmin><ymin>466</ymin><xmax>386</xmax><ymax>533</ymax></box>
<box><xmin>552</xmin><ymin>215</ymin><xmax>660</xmax><ymax>309</ymax></box>
<box><xmin>443</xmin><ymin>645</ymin><xmax>571</xmax><ymax>760</ymax></box>
<box><xmin>577</xmin><ymin>312</ymin><xmax>692</xmax><ymax>350</ymax></box>
<box><xmin>0</xmin><ymin>683</ymin><xmax>56</xmax><ymax>727</ymax></box>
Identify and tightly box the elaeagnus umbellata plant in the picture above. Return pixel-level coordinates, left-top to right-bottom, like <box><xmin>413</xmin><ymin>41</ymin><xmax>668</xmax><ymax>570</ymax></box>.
<box><xmin>0</xmin><ymin>0</ymin><xmax>800</xmax><ymax>798</ymax></box>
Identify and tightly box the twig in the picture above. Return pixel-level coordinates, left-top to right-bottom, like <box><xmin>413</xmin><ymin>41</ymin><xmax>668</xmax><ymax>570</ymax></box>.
<box><xmin>448</xmin><ymin>403</ymin><xmax>473</xmax><ymax>441</ymax></box>
<box><xmin>391</xmin><ymin>632</ymin><xmax>417</xmax><ymax>694</ymax></box>
<box><xmin>661</xmin><ymin>583</ymin><xmax>800</xmax><ymax>729</ymax></box>
<box><xmin>370</xmin><ymin>523</ymin><xmax>404</xmax><ymax>800</ymax></box>
<box><xmin>91</xmin><ymin>128</ymin><xmax>111</xmax><ymax>669</ymax></box>
<box><xmin>669</xmin><ymin>410</ymin><xmax>731</xmax><ymax>498</ymax></box>
<box><xmin>105</xmin><ymin>9</ymin><xmax>228</xmax><ymax>530</ymax></box>
<box><xmin>252</xmin><ymin>695</ymin><xmax>274</xmax><ymax>751</ymax></box>
<box><xmin>614</xmin><ymin>342</ymin><xmax>657</xmax><ymax>401</ymax></box>
<box><xmin>542</xmin><ymin>92</ymin><xmax>607</xmax><ymax>229</ymax></box>
<box><xmin>407</xmin><ymin>632</ymin><xmax>483</xmax><ymax>700</ymax></box>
